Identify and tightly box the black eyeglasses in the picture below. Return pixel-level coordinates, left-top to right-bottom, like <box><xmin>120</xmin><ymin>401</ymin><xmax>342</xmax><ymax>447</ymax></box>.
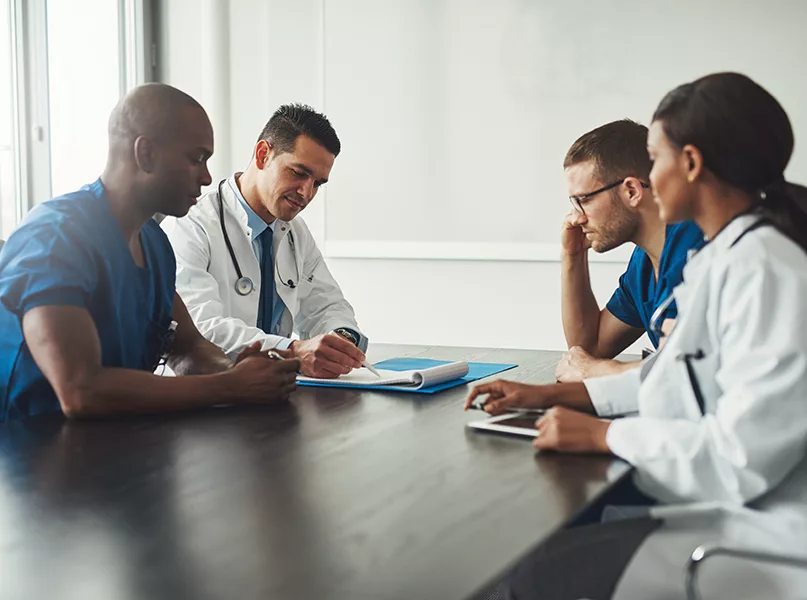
<box><xmin>569</xmin><ymin>179</ymin><xmax>651</xmax><ymax>215</ymax></box>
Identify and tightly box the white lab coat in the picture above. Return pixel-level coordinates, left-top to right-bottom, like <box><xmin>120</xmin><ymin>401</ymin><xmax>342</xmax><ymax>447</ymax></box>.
<box><xmin>160</xmin><ymin>177</ymin><xmax>363</xmax><ymax>356</ymax></box>
<box><xmin>584</xmin><ymin>214</ymin><xmax>807</xmax><ymax>599</ymax></box>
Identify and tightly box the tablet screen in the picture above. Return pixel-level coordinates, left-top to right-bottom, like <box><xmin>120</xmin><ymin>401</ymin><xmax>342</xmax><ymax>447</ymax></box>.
<box><xmin>493</xmin><ymin>414</ymin><xmax>540</xmax><ymax>430</ymax></box>
<box><xmin>467</xmin><ymin>411</ymin><xmax>544</xmax><ymax>438</ymax></box>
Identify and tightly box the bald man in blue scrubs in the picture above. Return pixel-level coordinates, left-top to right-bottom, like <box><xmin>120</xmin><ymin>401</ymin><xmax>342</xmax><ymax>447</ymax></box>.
<box><xmin>0</xmin><ymin>83</ymin><xmax>299</xmax><ymax>421</ymax></box>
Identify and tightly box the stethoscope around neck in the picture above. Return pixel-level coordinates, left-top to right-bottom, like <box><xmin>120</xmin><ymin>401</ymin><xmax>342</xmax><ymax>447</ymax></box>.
<box><xmin>647</xmin><ymin>214</ymin><xmax>772</xmax><ymax>341</ymax></box>
<box><xmin>217</xmin><ymin>179</ymin><xmax>301</xmax><ymax>296</ymax></box>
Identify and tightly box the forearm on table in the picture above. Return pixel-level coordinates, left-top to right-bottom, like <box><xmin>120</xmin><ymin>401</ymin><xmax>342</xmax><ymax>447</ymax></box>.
<box><xmin>58</xmin><ymin>367</ymin><xmax>237</xmax><ymax>418</ymax></box>
<box><xmin>168</xmin><ymin>336</ymin><xmax>232</xmax><ymax>375</ymax></box>
<box><xmin>588</xmin><ymin>358</ymin><xmax>641</xmax><ymax>378</ymax></box>
<box><xmin>547</xmin><ymin>382</ymin><xmax>597</xmax><ymax>414</ymax></box>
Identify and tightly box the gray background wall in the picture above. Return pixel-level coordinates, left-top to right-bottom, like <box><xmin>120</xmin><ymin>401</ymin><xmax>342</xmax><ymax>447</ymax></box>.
<box><xmin>158</xmin><ymin>0</ymin><xmax>807</xmax><ymax>351</ymax></box>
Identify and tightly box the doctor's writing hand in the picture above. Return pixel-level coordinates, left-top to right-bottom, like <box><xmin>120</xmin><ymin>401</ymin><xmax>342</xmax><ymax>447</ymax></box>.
<box><xmin>464</xmin><ymin>380</ymin><xmax>552</xmax><ymax>415</ymax></box>
<box><xmin>227</xmin><ymin>354</ymin><xmax>301</xmax><ymax>404</ymax></box>
<box><xmin>532</xmin><ymin>407</ymin><xmax>611</xmax><ymax>454</ymax></box>
<box><xmin>561</xmin><ymin>211</ymin><xmax>591</xmax><ymax>257</ymax></box>
<box><xmin>290</xmin><ymin>333</ymin><xmax>364</xmax><ymax>378</ymax></box>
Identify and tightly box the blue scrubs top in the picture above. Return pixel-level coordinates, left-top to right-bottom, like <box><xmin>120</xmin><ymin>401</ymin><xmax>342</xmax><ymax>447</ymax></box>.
<box><xmin>0</xmin><ymin>178</ymin><xmax>176</xmax><ymax>420</ymax></box>
<box><xmin>606</xmin><ymin>221</ymin><xmax>704</xmax><ymax>348</ymax></box>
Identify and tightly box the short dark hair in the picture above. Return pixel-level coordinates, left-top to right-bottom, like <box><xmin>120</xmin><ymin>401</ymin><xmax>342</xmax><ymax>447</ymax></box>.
<box><xmin>653</xmin><ymin>72</ymin><xmax>807</xmax><ymax>252</ymax></box>
<box><xmin>257</xmin><ymin>103</ymin><xmax>341</xmax><ymax>157</ymax></box>
<box><xmin>563</xmin><ymin>119</ymin><xmax>652</xmax><ymax>183</ymax></box>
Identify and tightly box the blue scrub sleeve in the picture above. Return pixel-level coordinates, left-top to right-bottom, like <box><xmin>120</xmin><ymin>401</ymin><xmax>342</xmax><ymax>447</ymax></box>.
<box><xmin>0</xmin><ymin>220</ymin><xmax>97</xmax><ymax>317</ymax></box>
<box><xmin>605</xmin><ymin>271</ymin><xmax>644</xmax><ymax>328</ymax></box>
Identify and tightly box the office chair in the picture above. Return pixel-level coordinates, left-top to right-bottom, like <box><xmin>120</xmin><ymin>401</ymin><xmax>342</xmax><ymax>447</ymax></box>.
<box><xmin>685</xmin><ymin>544</ymin><xmax>807</xmax><ymax>600</ymax></box>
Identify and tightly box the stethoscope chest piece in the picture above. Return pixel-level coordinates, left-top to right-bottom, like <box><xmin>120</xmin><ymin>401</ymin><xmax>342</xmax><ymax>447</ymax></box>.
<box><xmin>217</xmin><ymin>178</ymin><xmax>302</xmax><ymax>294</ymax></box>
<box><xmin>235</xmin><ymin>276</ymin><xmax>255</xmax><ymax>296</ymax></box>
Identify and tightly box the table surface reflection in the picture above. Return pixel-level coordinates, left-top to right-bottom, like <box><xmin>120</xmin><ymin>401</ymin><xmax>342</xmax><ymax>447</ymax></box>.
<box><xmin>0</xmin><ymin>344</ymin><xmax>630</xmax><ymax>600</ymax></box>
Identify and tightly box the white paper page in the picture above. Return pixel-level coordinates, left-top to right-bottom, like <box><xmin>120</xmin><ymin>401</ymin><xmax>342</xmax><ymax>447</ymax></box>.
<box><xmin>416</xmin><ymin>362</ymin><xmax>470</xmax><ymax>387</ymax></box>
<box><xmin>296</xmin><ymin>361</ymin><xmax>470</xmax><ymax>389</ymax></box>
<box><xmin>297</xmin><ymin>368</ymin><xmax>419</xmax><ymax>387</ymax></box>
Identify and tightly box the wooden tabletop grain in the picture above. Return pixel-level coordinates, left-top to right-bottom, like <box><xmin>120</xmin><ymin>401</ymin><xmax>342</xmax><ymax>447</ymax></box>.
<box><xmin>0</xmin><ymin>344</ymin><xmax>630</xmax><ymax>600</ymax></box>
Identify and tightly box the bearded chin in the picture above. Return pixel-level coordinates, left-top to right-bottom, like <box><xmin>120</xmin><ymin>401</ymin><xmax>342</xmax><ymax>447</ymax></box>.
<box><xmin>593</xmin><ymin>236</ymin><xmax>625</xmax><ymax>253</ymax></box>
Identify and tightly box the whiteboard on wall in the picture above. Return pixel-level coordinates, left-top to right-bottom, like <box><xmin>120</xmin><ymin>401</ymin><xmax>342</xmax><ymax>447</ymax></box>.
<box><xmin>321</xmin><ymin>0</ymin><xmax>807</xmax><ymax>258</ymax></box>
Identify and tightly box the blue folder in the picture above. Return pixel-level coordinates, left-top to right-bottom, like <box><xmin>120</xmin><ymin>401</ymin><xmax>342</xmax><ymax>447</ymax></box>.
<box><xmin>297</xmin><ymin>357</ymin><xmax>517</xmax><ymax>394</ymax></box>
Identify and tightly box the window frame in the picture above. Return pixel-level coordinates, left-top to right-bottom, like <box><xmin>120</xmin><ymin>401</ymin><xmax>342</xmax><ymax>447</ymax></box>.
<box><xmin>6</xmin><ymin>0</ymin><xmax>152</xmax><ymax>223</ymax></box>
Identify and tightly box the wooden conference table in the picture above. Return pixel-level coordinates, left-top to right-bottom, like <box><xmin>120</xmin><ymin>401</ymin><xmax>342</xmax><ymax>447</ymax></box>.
<box><xmin>0</xmin><ymin>345</ymin><xmax>631</xmax><ymax>600</ymax></box>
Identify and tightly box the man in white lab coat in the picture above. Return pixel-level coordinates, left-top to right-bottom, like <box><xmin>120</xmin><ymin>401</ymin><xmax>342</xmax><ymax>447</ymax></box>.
<box><xmin>162</xmin><ymin>104</ymin><xmax>367</xmax><ymax>378</ymax></box>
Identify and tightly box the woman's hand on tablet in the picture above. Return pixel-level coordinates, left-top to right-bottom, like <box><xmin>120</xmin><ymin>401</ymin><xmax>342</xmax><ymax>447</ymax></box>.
<box><xmin>465</xmin><ymin>380</ymin><xmax>596</xmax><ymax>416</ymax></box>
<box><xmin>464</xmin><ymin>380</ymin><xmax>552</xmax><ymax>414</ymax></box>
<box><xmin>532</xmin><ymin>407</ymin><xmax>611</xmax><ymax>454</ymax></box>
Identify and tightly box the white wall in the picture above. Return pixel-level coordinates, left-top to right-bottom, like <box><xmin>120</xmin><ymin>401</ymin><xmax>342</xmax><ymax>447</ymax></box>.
<box><xmin>157</xmin><ymin>0</ymin><xmax>807</xmax><ymax>351</ymax></box>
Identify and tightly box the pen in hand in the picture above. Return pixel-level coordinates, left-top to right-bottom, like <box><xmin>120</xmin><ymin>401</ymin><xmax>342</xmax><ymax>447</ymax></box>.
<box><xmin>330</xmin><ymin>330</ymin><xmax>381</xmax><ymax>378</ymax></box>
<box><xmin>362</xmin><ymin>361</ymin><xmax>381</xmax><ymax>378</ymax></box>
<box><xmin>266</xmin><ymin>349</ymin><xmax>302</xmax><ymax>373</ymax></box>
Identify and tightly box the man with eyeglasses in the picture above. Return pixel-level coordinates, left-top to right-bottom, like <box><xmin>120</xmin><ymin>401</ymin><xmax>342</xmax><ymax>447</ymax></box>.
<box><xmin>555</xmin><ymin>119</ymin><xmax>704</xmax><ymax>382</ymax></box>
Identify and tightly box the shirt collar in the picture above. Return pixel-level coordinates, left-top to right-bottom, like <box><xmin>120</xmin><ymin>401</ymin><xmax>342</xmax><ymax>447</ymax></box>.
<box><xmin>227</xmin><ymin>174</ymin><xmax>276</xmax><ymax>237</ymax></box>
<box><xmin>683</xmin><ymin>213</ymin><xmax>765</xmax><ymax>276</ymax></box>
<box><xmin>89</xmin><ymin>177</ymin><xmax>105</xmax><ymax>200</ymax></box>
<box><xmin>706</xmin><ymin>212</ymin><xmax>765</xmax><ymax>254</ymax></box>
<box><xmin>694</xmin><ymin>213</ymin><xmax>764</xmax><ymax>260</ymax></box>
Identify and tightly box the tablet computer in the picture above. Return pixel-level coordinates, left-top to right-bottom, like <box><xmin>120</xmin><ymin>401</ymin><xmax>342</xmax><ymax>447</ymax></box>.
<box><xmin>466</xmin><ymin>411</ymin><xmax>544</xmax><ymax>438</ymax></box>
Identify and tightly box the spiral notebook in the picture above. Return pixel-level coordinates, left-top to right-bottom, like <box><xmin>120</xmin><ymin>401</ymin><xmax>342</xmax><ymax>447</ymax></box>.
<box><xmin>295</xmin><ymin>358</ymin><xmax>518</xmax><ymax>394</ymax></box>
<box><xmin>297</xmin><ymin>361</ymin><xmax>470</xmax><ymax>390</ymax></box>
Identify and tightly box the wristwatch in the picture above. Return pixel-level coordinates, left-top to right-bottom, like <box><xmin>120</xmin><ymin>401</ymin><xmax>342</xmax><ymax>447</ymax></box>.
<box><xmin>333</xmin><ymin>327</ymin><xmax>369</xmax><ymax>353</ymax></box>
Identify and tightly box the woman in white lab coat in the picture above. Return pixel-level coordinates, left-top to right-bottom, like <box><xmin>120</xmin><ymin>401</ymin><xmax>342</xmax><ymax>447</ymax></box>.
<box><xmin>467</xmin><ymin>72</ymin><xmax>807</xmax><ymax>599</ymax></box>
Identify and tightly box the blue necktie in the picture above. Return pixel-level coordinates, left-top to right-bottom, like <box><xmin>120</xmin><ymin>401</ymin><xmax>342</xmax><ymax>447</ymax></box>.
<box><xmin>258</xmin><ymin>227</ymin><xmax>275</xmax><ymax>333</ymax></box>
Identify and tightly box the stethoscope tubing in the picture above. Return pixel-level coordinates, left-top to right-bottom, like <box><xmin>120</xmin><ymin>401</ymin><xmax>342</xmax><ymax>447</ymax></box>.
<box><xmin>217</xmin><ymin>179</ymin><xmax>300</xmax><ymax>295</ymax></box>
